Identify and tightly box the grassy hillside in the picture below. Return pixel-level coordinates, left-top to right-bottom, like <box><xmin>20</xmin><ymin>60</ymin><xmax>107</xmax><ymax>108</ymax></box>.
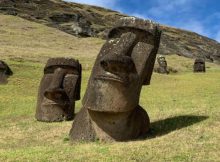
<box><xmin>0</xmin><ymin>14</ymin><xmax>103</xmax><ymax>68</ymax></box>
<box><xmin>0</xmin><ymin>15</ymin><xmax>220</xmax><ymax>161</ymax></box>
<box><xmin>1</xmin><ymin>0</ymin><xmax>220</xmax><ymax>62</ymax></box>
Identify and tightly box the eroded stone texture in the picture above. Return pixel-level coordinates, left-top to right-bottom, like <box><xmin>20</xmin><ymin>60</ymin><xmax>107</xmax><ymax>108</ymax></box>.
<box><xmin>155</xmin><ymin>55</ymin><xmax>169</xmax><ymax>74</ymax></box>
<box><xmin>193</xmin><ymin>58</ymin><xmax>205</xmax><ymax>72</ymax></box>
<box><xmin>69</xmin><ymin>17</ymin><xmax>161</xmax><ymax>142</ymax></box>
<box><xmin>0</xmin><ymin>60</ymin><xmax>13</xmax><ymax>84</ymax></box>
<box><xmin>35</xmin><ymin>57</ymin><xmax>82</xmax><ymax>122</ymax></box>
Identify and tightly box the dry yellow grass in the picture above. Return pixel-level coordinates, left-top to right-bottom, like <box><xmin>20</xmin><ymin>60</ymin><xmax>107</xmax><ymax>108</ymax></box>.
<box><xmin>0</xmin><ymin>14</ymin><xmax>104</xmax><ymax>69</ymax></box>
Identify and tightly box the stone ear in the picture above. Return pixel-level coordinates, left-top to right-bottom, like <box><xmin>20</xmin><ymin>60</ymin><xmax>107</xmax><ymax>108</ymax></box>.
<box><xmin>142</xmin><ymin>50</ymin><xmax>157</xmax><ymax>85</ymax></box>
<box><xmin>74</xmin><ymin>63</ymin><xmax>82</xmax><ymax>100</ymax></box>
<box><xmin>143</xmin><ymin>27</ymin><xmax>161</xmax><ymax>85</ymax></box>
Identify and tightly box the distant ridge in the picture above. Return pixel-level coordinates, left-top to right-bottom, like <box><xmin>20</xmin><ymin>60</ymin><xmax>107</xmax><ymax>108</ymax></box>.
<box><xmin>0</xmin><ymin>0</ymin><xmax>219</xmax><ymax>63</ymax></box>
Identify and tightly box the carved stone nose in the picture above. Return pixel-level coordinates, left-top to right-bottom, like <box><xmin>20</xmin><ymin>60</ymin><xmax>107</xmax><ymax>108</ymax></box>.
<box><xmin>100</xmin><ymin>55</ymin><xmax>135</xmax><ymax>74</ymax></box>
<box><xmin>44</xmin><ymin>88</ymin><xmax>68</xmax><ymax>103</ymax></box>
<box><xmin>44</xmin><ymin>68</ymin><xmax>68</xmax><ymax>102</ymax></box>
<box><xmin>111</xmin><ymin>32</ymin><xmax>137</xmax><ymax>56</ymax></box>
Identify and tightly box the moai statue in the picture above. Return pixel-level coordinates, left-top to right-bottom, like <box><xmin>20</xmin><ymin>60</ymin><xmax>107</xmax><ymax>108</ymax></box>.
<box><xmin>156</xmin><ymin>55</ymin><xmax>169</xmax><ymax>74</ymax></box>
<box><xmin>193</xmin><ymin>58</ymin><xmax>205</xmax><ymax>72</ymax></box>
<box><xmin>35</xmin><ymin>58</ymin><xmax>82</xmax><ymax>122</ymax></box>
<box><xmin>212</xmin><ymin>53</ymin><xmax>220</xmax><ymax>64</ymax></box>
<box><xmin>0</xmin><ymin>60</ymin><xmax>13</xmax><ymax>84</ymax></box>
<box><xmin>69</xmin><ymin>17</ymin><xmax>161</xmax><ymax>142</ymax></box>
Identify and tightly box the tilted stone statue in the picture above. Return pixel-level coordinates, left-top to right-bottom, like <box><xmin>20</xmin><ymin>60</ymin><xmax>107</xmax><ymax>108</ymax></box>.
<box><xmin>193</xmin><ymin>58</ymin><xmax>205</xmax><ymax>72</ymax></box>
<box><xmin>0</xmin><ymin>60</ymin><xmax>13</xmax><ymax>84</ymax></box>
<box><xmin>69</xmin><ymin>17</ymin><xmax>161</xmax><ymax>142</ymax></box>
<box><xmin>156</xmin><ymin>55</ymin><xmax>169</xmax><ymax>74</ymax></box>
<box><xmin>35</xmin><ymin>57</ymin><xmax>82</xmax><ymax>122</ymax></box>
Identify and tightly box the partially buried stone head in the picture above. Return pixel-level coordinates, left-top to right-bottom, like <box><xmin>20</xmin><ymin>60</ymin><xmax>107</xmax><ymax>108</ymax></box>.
<box><xmin>35</xmin><ymin>57</ymin><xmax>81</xmax><ymax>122</ymax></box>
<box><xmin>69</xmin><ymin>17</ymin><xmax>161</xmax><ymax>142</ymax></box>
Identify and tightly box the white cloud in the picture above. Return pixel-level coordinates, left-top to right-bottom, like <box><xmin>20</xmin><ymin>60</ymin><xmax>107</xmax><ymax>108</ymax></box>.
<box><xmin>146</xmin><ymin>0</ymin><xmax>213</xmax><ymax>38</ymax></box>
<box><xmin>130</xmin><ymin>13</ymin><xmax>147</xmax><ymax>19</ymax></box>
<box><xmin>63</xmin><ymin>0</ymin><xmax>219</xmax><ymax>41</ymax></box>
<box><xmin>178</xmin><ymin>20</ymin><xmax>208</xmax><ymax>36</ymax></box>
<box><xmin>148</xmin><ymin>0</ymin><xmax>192</xmax><ymax>16</ymax></box>
<box><xmin>64</xmin><ymin>0</ymin><xmax>116</xmax><ymax>8</ymax></box>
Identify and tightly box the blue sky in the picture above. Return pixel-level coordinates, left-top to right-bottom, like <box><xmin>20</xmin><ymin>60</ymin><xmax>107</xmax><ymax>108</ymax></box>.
<box><xmin>64</xmin><ymin>0</ymin><xmax>220</xmax><ymax>42</ymax></box>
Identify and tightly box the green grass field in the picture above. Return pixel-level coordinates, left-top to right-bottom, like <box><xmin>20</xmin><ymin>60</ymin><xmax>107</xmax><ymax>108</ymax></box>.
<box><xmin>0</xmin><ymin>15</ymin><xmax>220</xmax><ymax>162</ymax></box>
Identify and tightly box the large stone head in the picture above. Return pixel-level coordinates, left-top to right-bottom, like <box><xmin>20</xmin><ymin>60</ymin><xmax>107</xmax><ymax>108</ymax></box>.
<box><xmin>157</xmin><ymin>55</ymin><xmax>167</xmax><ymax>67</ymax></box>
<box><xmin>194</xmin><ymin>58</ymin><xmax>205</xmax><ymax>72</ymax></box>
<box><xmin>155</xmin><ymin>55</ymin><xmax>169</xmax><ymax>74</ymax></box>
<box><xmin>83</xmin><ymin>17</ymin><xmax>161</xmax><ymax>113</ymax></box>
<box><xmin>0</xmin><ymin>60</ymin><xmax>13</xmax><ymax>84</ymax></box>
<box><xmin>35</xmin><ymin>57</ymin><xmax>82</xmax><ymax>122</ymax></box>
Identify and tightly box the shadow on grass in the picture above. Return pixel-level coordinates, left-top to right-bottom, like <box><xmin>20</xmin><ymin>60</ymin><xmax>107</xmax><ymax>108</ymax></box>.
<box><xmin>146</xmin><ymin>115</ymin><xmax>208</xmax><ymax>138</ymax></box>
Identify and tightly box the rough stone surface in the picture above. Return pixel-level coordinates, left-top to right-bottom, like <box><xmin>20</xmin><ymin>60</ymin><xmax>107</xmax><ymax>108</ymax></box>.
<box><xmin>154</xmin><ymin>56</ymin><xmax>169</xmax><ymax>74</ymax></box>
<box><xmin>193</xmin><ymin>58</ymin><xmax>206</xmax><ymax>72</ymax></box>
<box><xmin>35</xmin><ymin>57</ymin><xmax>82</xmax><ymax>122</ymax></box>
<box><xmin>69</xmin><ymin>17</ymin><xmax>161</xmax><ymax>142</ymax></box>
<box><xmin>0</xmin><ymin>60</ymin><xmax>13</xmax><ymax>84</ymax></box>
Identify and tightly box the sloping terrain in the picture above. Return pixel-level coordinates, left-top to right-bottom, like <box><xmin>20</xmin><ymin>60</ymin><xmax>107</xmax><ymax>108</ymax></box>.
<box><xmin>0</xmin><ymin>0</ymin><xmax>124</xmax><ymax>37</ymax></box>
<box><xmin>0</xmin><ymin>14</ymin><xmax>104</xmax><ymax>69</ymax></box>
<box><xmin>0</xmin><ymin>14</ymin><xmax>220</xmax><ymax>162</ymax></box>
<box><xmin>0</xmin><ymin>0</ymin><xmax>220</xmax><ymax>63</ymax></box>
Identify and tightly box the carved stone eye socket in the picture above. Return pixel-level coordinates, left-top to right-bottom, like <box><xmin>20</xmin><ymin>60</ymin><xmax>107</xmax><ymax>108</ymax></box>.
<box><xmin>100</xmin><ymin>57</ymin><xmax>136</xmax><ymax>74</ymax></box>
<box><xmin>100</xmin><ymin>60</ymin><xmax>108</xmax><ymax>69</ymax></box>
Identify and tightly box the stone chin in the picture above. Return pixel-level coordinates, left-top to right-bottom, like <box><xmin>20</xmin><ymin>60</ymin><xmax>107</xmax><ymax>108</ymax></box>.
<box><xmin>84</xmin><ymin>77</ymin><xmax>140</xmax><ymax>113</ymax></box>
<box><xmin>38</xmin><ymin>97</ymin><xmax>73</xmax><ymax>122</ymax></box>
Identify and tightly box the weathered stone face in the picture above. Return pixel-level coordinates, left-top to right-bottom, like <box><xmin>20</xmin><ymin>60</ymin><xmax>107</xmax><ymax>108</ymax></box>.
<box><xmin>70</xmin><ymin>17</ymin><xmax>161</xmax><ymax>142</ymax></box>
<box><xmin>157</xmin><ymin>56</ymin><xmax>167</xmax><ymax>67</ymax></box>
<box><xmin>193</xmin><ymin>58</ymin><xmax>205</xmax><ymax>72</ymax></box>
<box><xmin>155</xmin><ymin>56</ymin><xmax>169</xmax><ymax>74</ymax></box>
<box><xmin>35</xmin><ymin>58</ymin><xmax>81</xmax><ymax>122</ymax></box>
<box><xmin>0</xmin><ymin>61</ymin><xmax>13</xmax><ymax>84</ymax></box>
